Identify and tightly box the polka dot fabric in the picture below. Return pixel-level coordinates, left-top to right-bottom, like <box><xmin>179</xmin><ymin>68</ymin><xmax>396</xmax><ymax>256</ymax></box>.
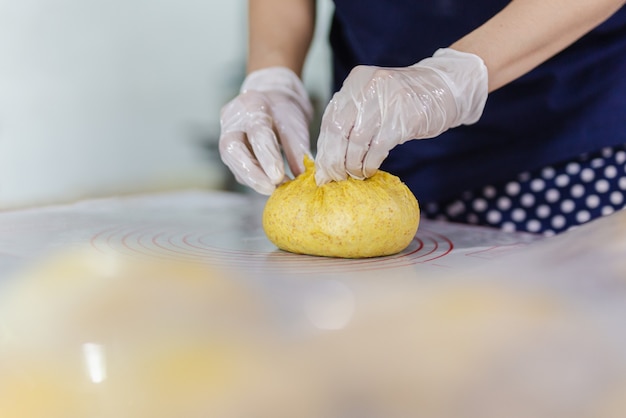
<box><xmin>423</xmin><ymin>145</ymin><xmax>626</xmax><ymax>236</ymax></box>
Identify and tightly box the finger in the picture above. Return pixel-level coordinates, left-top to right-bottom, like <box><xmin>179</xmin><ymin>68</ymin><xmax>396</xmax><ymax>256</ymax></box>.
<box><xmin>223</xmin><ymin>91</ymin><xmax>286</xmax><ymax>186</ymax></box>
<box><xmin>272</xmin><ymin>100</ymin><xmax>311</xmax><ymax>177</ymax></box>
<box><xmin>314</xmin><ymin>95</ymin><xmax>356</xmax><ymax>185</ymax></box>
<box><xmin>360</xmin><ymin>93</ymin><xmax>406</xmax><ymax>177</ymax></box>
<box><xmin>344</xmin><ymin>97</ymin><xmax>383</xmax><ymax>180</ymax></box>
<box><xmin>361</xmin><ymin>135</ymin><xmax>392</xmax><ymax>179</ymax></box>
<box><xmin>246</xmin><ymin>122</ymin><xmax>286</xmax><ymax>185</ymax></box>
<box><xmin>219</xmin><ymin>131</ymin><xmax>276</xmax><ymax>195</ymax></box>
<box><xmin>344</xmin><ymin>136</ymin><xmax>371</xmax><ymax>180</ymax></box>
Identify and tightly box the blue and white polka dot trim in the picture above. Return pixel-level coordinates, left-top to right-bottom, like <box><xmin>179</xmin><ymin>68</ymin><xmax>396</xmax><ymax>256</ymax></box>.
<box><xmin>424</xmin><ymin>144</ymin><xmax>626</xmax><ymax>236</ymax></box>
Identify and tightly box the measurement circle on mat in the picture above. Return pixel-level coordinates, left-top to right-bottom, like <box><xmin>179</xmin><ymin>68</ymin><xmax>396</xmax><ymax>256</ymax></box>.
<box><xmin>90</xmin><ymin>225</ymin><xmax>454</xmax><ymax>274</ymax></box>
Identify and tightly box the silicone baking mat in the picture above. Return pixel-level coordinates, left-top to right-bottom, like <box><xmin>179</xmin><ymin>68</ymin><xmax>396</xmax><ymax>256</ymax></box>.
<box><xmin>0</xmin><ymin>190</ymin><xmax>543</xmax><ymax>280</ymax></box>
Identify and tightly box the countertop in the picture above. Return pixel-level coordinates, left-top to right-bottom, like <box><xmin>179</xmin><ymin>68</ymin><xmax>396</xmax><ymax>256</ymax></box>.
<box><xmin>1</xmin><ymin>190</ymin><xmax>625</xmax><ymax>417</ymax></box>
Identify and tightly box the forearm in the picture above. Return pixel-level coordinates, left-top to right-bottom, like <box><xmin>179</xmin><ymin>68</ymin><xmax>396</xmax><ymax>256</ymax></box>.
<box><xmin>450</xmin><ymin>0</ymin><xmax>626</xmax><ymax>92</ymax></box>
<box><xmin>248</xmin><ymin>0</ymin><xmax>316</xmax><ymax>76</ymax></box>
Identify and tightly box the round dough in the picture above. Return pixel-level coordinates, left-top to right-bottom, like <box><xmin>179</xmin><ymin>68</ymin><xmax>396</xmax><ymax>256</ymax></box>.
<box><xmin>262</xmin><ymin>157</ymin><xmax>420</xmax><ymax>258</ymax></box>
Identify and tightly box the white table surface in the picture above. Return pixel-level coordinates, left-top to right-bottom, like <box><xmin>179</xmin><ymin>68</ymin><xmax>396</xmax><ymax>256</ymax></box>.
<box><xmin>1</xmin><ymin>190</ymin><xmax>626</xmax><ymax>417</ymax></box>
<box><xmin>0</xmin><ymin>189</ymin><xmax>547</xmax><ymax>279</ymax></box>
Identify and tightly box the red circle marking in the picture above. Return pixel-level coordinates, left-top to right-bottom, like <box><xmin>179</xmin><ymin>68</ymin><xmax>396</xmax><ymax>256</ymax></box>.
<box><xmin>89</xmin><ymin>226</ymin><xmax>454</xmax><ymax>273</ymax></box>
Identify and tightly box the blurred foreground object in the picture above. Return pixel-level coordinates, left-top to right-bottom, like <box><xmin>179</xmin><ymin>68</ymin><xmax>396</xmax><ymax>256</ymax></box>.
<box><xmin>306</xmin><ymin>281</ymin><xmax>626</xmax><ymax>418</ymax></box>
<box><xmin>0</xmin><ymin>249</ymin><xmax>319</xmax><ymax>418</ymax></box>
<box><xmin>1</xmin><ymin>208</ymin><xmax>626</xmax><ymax>417</ymax></box>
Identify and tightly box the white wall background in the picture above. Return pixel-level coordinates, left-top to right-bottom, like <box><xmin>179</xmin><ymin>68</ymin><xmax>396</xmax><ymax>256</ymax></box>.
<box><xmin>0</xmin><ymin>0</ymin><xmax>333</xmax><ymax>208</ymax></box>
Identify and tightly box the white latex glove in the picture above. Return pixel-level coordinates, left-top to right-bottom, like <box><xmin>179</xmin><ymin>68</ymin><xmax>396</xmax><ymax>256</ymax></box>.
<box><xmin>314</xmin><ymin>48</ymin><xmax>488</xmax><ymax>185</ymax></box>
<box><xmin>219</xmin><ymin>67</ymin><xmax>314</xmax><ymax>195</ymax></box>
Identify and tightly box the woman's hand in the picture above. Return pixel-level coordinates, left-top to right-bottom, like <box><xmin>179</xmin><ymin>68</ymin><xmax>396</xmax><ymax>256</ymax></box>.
<box><xmin>314</xmin><ymin>48</ymin><xmax>488</xmax><ymax>185</ymax></box>
<box><xmin>219</xmin><ymin>67</ymin><xmax>313</xmax><ymax>195</ymax></box>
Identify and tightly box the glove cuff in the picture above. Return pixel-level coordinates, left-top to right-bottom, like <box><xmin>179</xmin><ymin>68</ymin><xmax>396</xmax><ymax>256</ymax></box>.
<box><xmin>412</xmin><ymin>48</ymin><xmax>488</xmax><ymax>127</ymax></box>
<box><xmin>241</xmin><ymin>67</ymin><xmax>313</xmax><ymax>118</ymax></box>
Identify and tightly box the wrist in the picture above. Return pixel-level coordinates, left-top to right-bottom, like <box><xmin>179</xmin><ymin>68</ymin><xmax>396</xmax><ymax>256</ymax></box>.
<box><xmin>240</xmin><ymin>66</ymin><xmax>313</xmax><ymax>124</ymax></box>
<box><xmin>241</xmin><ymin>66</ymin><xmax>308</xmax><ymax>98</ymax></box>
<box><xmin>411</xmin><ymin>48</ymin><xmax>489</xmax><ymax>127</ymax></box>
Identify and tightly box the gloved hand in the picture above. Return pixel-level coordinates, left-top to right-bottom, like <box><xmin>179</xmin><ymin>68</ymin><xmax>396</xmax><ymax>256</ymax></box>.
<box><xmin>219</xmin><ymin>67</ymin><xmax>314</xmax><ymax>195</ymax></box>
<box><xmin>314</xmin><ymin>48</ymin><xmax>489</xmax><ymax>185</ymax></box>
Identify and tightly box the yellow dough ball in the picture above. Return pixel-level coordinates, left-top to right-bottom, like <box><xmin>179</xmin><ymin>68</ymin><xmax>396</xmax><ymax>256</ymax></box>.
<box><xmin>263</xmin><ymin>157</ymin><xmax>420</xmax><ymax>258</ymax></box>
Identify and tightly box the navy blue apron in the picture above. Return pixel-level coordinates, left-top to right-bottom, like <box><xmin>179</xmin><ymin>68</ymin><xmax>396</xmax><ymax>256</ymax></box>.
<box><xmin>328</xmin><ymin>1</ymin><xmax>626</xmax><ymax>204</ymax></box>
